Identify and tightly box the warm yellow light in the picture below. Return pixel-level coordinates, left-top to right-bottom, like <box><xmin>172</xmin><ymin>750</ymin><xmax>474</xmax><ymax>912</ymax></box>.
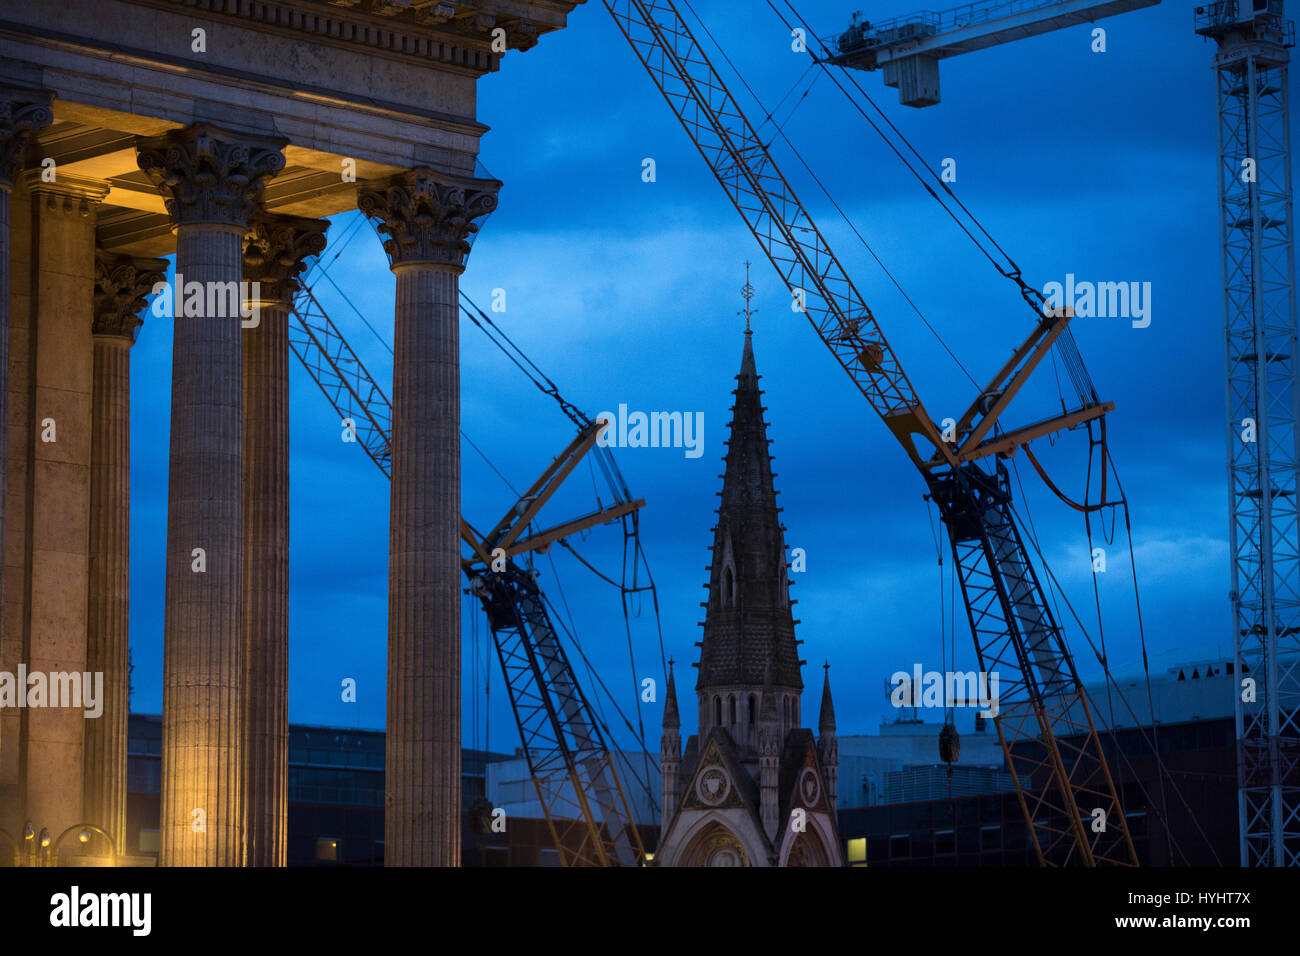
<box><xmin>847</xmin><ymin>837</ymin><xmax>866</xmax><ymax>864</ymax></box>
<box><xmin>79</xmin><ymin>829</ymin><xmax>90</xmax><ymax>844</ymax></box>
<box><xmin>39</xmin><ymin>829</ymin><xmax>51</xmax><ymax>848</ymax></box>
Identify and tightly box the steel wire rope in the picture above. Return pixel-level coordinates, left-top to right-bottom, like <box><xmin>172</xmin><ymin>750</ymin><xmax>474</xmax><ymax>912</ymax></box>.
<box><xmin>771</xmin><ymin>0</ymin><xmax>1099</xmax><ymax>408</ymax></box>
<box><xmin>676</xmin><ymin>0</ymin><xmax>981</xmax><ymax>391</ymax></box>
<box><xmin>330</xmin><ymin>198</ymin><xmax>673</xmax><ymax>787</ymax></box>
<box><xmin>1007</xmin><ymin>477</ymin><xmax>1219</xmax><ymax>864</ymax></box>
<box><xmin>538</xmin><ymin>580</ymin><xmax>661</xmax><ymax>814</ymax></box>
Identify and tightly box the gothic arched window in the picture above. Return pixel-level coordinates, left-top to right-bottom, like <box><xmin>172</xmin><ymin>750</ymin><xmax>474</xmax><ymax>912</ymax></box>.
<box><xmin>722</xmin><ymin>566</ymin><xmax>734</xmax><ymax>606</ymax></box>
<box><xmin>714</xmin><ymin>695</ymin><xmax>722</xmax><ymax>727</ymax></box>
<box><xmin>748</xmin><ymin>694</ymin><xmax>756</xmax><ymax>724</ymax></box>
<box><xmin>729</xmin><ymin>695</ymin><xmax>737</xmax><ymax>725</ymax></box>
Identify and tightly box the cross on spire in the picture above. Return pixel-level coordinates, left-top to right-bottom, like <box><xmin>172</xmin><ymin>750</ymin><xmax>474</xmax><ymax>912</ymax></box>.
<box><xmin>739</xmin><ymin>260</ymin><xmax>756</xmax><ymax>333</ymax></box>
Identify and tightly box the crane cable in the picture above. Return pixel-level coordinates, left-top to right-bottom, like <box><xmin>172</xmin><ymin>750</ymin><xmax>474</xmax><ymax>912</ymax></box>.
<box><xmin>676</xmin><ymin>0</ymin><xmax>982</xmax><ymax>392</ymax></box>
<box><xmin>309</xmin><ymin>213</ymin><xmax>667</xmax><ymax>761</ymax></box>
<box><xmin>539</xmin><ymin>570</ymin><xmax>661</xmax><ymax>814</ymax></box>
<box><xmin>769</xmin><ymin>0</ymin><xmax>1099</xmax><ymax>408</ymax></box>
<box><xmin>1009</xmin><ymin>458</ymin><xmax>1220</xmax><ymax>865</ymax></box>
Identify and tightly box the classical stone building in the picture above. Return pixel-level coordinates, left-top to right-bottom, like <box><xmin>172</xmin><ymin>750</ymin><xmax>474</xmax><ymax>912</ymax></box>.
<box><xmin>0</xmin><ymin>0</ymin><xmax>579</xmax><ymax>867</ymax></box>
<box><xmin>657</xmin><ymin>328</ymin><xmax>842</xmax><ymax>867</ymax></box>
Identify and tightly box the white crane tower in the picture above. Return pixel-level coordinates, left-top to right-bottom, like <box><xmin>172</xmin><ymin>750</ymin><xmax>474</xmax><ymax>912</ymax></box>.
<box><xmin>1195</xmin><ymin>0</ymin><xmax>1298</xmax><ymax>868</ymax></box>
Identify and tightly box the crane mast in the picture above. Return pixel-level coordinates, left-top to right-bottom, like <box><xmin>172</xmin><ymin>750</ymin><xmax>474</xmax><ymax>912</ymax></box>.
<box><xmin>1196</xmin><ymin>0</ymin><xmax>1300</xmax><ymax>868</ymax></box>
<box><xmin>605</xmin><ymin>0</ymin><xmax>1137</xmax><ymax>864</ymax></box>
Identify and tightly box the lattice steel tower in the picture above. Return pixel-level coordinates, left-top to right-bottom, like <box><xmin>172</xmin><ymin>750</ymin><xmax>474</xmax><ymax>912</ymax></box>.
<box><xmin>1197</xmin><ymin>0</ymin><xmax>1299</xmax><ymax>866</ymax></box>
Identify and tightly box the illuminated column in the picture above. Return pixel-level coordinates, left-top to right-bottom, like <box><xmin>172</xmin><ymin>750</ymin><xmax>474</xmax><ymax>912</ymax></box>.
<box><xmin>0</xmin><ymin>89</ymin><xmax>52</xmax><ymax>834</ymax></box>
<box><xmin>359</xmin><ymin>169</ymin><xmax>498</xmax><ymax>866</ymax></box>
<box><xmin>84</xmin><ymin>253</ymin><xmax>165</xmax><ymax>856</ymax></box>
<box><xmin>240</xmin><ymin>212</ymin><xmax>326</xmax><ymax>867</ymax></box>
<box><xmin>137</xmin><ymin>124</ymin><xmax>285</xmax><ymax>867</ymax></box>
<box><xmin>14</xmin><ymin>170</ymin><xmax>109</xmax><ymax>842</ymax></box>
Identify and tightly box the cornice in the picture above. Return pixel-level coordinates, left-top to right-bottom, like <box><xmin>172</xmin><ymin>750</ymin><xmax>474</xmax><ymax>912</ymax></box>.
<box><xmin>114</xmin><ymin>0</ymin><xmax>580</xmax><ymax>75</ymax></box>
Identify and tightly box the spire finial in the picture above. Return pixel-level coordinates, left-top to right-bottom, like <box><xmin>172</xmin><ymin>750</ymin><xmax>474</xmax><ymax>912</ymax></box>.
<box><xmin>739</xmin><ymin>260</ymin><xmax>756</xmax><ymax>334</ymax></box>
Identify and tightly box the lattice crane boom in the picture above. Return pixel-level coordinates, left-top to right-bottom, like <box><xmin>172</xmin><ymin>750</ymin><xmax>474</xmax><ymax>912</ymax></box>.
<box><xmin>604</xmin><ymin>0</ymin><xmax>1137</xmax><ymax>865</ymax></box>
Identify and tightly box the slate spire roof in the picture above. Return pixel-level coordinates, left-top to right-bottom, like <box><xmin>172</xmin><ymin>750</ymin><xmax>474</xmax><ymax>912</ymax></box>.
<box><xmin>696</xmin><ymin>329</ymin><xmax>802</xmax><ymax>693</ymax></box>
<box><xmin>663</xmin><ymin>659</ymin><xmax>680</xmax><ymax>731</ymax></box>
<box><xmin>818</xmin><ymin>663</ymin><xmax>836</xmax><ymax>736</ymax></box>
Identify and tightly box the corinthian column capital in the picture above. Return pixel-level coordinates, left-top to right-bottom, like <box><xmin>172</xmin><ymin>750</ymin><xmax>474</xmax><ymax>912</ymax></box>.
<box><xmin>358</xmin><ymin>168</ymin><xmax>500</xmax><ymax>271</ymax></box>
<box><xmin>136</xmin><ymin>124</ymin><xmax>287</xmax><ymax>229</ymax></box>
<box><xmin>93</xmin><ymin>252</ymin><xmax>169</xmax><ymax>341</ymax></box>
<box><xmin>242</xmin><ymin>212</ymin><xmax>329</xmax><ymax>305</ymax></box>
<box><xmin>0</xmin><ymin>86</ymin><xmax>55</xmax><ymax>188</ymax></box>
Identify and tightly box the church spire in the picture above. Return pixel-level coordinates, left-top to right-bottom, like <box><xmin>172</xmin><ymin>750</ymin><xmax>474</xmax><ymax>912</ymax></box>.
<box><xmin>818</xmin><ymin>662</ymin><xmax>836</xmax><ymax>736</ymax></box>
<box><xmin>697</xmin><ymin>276</ymin><xmax>802</xmax><ymax>700</ymax></box>
<box><xmin>663</xmin><ymin>659</ymin><xmax>680</xmax><ymax>731</ymax></box>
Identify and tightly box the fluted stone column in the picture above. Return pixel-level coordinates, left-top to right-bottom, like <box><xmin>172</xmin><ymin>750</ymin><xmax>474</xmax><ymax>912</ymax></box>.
<box><xmin>13</xmin><ymin>169</ymin><xmax>109</xmax><ymax>844</ymax></box>
<box><xmin>0</xmin><ymin>90</ymin><xmax>53</xmax><ymax>833</ymax></box>
<box><xmin>138</xmin><ymin>124</ymin><xmax>285</xmax><ymax>867</ymax></box>
<box><xmin>359</xmin><ymin>169</ymin><xmax>498</xmax><ymax>867</ymax></box>
<box><xmin>85</xmin><ymin>253</ymin><xmax>165</xmax><ymax>856</ymax></box>
<box><xmin>240</xmin><ymin>212</ymin><xmax>327</xmax><ymax>867</ymax></box>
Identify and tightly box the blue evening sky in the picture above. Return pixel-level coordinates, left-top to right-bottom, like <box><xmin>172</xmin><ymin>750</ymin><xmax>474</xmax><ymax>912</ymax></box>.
<box><xmin>127</xmin><ymin>0</ymin><xmax>1268</xmax><ymax>753</ymax></box>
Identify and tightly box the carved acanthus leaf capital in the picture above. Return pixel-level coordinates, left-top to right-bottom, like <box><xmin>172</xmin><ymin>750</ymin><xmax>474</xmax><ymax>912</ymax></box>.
<box><xmin>136</xmin><ymin>124</ymin><xmax>287</xmax><ymax>228</ymax></box>
<box><xmin>93</xmin><ymin>253</ymin><xmax>169</xmax><ymax>341</ymax></box>
<box><xmin>0</xmin><ymin>87</ymin><xmax>55</xmax><ymax>187</ymax></box>
<box><xmin>242</xmin><ymin>213</ymin><xmax>330</xmax><ymax>303</ymax></box>
<box><xmin>357</xmin><ymin>168</ymin><xmax>500</xmax><ymax>270</ymax></box>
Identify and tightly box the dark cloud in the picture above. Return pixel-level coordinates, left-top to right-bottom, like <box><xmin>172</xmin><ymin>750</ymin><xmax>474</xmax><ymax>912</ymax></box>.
<box><xmin>127</xmin><ymin>1</ymin><xmax>1255</xmax><ymax>749</ymax></box>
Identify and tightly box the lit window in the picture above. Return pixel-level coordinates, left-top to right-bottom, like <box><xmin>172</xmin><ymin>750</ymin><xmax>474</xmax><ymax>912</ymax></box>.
<box><xmin>316</xmin><ymin>837</ymin><xmax>341</xmax><ymax>862</ymax></box>
<box><xmin>847</xmin><ymin>837</ymin><xmax>866</xmax><ymax>866</ymax></box>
